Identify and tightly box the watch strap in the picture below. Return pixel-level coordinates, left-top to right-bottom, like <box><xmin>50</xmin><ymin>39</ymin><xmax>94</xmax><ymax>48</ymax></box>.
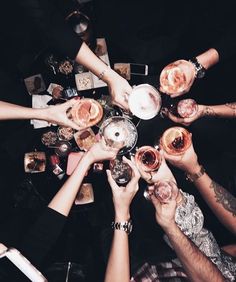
<box><xmin>111</xmin><ymin>219</ymin><xmax>133</xmax><ymax>235</ymax></box>
<box><xmin>188</xmin><ymin>57</ymin><xmax>206</xmax><ymax>79</ymax></box>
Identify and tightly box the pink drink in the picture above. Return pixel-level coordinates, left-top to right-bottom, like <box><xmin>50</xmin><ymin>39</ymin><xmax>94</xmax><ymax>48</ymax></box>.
<box><xmin>160</xmin><ymin>126</ymin><xmax>191</xmax><ymax>155</ymax></box>
<box><xmin>135</xmin><ymin>146</ymin><xmax>161</xmax><ymax>172</ymax></box>
<box><xmin>154</xmin><ymin>180</ymin><xmax>178</xmax><ymax>203</ymax></box>
<box><xmin>177</xmin><ymin>99</ymin><xmax>198</xmax><ymax>118</ymax></box>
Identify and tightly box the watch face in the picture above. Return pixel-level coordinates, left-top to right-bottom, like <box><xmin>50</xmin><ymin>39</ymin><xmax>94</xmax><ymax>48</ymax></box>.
<box><xmin>197</xmin><ymin>69</ymin><xmax>205</xmax><ymax>78</ymax></box>
<box><xmin>189</xmin><ymin>58</ymin><xmax>206</xmax><ymax>79</ymax></box>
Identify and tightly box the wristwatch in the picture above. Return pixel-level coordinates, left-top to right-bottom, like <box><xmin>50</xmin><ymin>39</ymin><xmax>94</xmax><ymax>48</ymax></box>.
<box><xmin>185</xmin><ymin>165</ymin><xmax>205</xmax><ymax>182</ymax></box>
<box><xmin>188</xmin><ymin>57</ymin><xmax>206</xmax><ymax>79</ymax></box>
<box><xmin>111</xmin><ymin>219</ymin><xmax>133</xmax><ymax>235</ymax></box>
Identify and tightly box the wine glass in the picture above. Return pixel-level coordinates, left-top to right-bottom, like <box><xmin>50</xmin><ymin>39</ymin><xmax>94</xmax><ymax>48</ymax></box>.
<box><xmin>135</xmin><ymin>145</ymin><xmax>162</xmax><ymax>172</ymax></box>
<box><xmin>128</xmin><ymin>84</ymin><xmax>162</xmax><ymax>120</ymax></box>
<box><xmin>109</xmin><ymin>157</ymin><xmax>132</xmax><ymax>185</ymax></box>
<box><xmin>99</xmin><ymin>116</ymin><xmax>138</xmax><ymax>155</ymax></box>
<box><xmin>159</xmin><ymin>60</ymin><xmax>195</xmax><ymax>96</ymax></box>
<box><xmin>153</xmin><ymin>180</ymin><xmax>179</xmax><ymax>203</ymax></box>
<box><xmin>160</xmin><ymin>126</ymin><xmax>192</xmax><ymax>155</ymax></box>
<box><xmin>143</xmin><ymin>180</ymin><xmax>179</xmax><ymax>203</ymax></box>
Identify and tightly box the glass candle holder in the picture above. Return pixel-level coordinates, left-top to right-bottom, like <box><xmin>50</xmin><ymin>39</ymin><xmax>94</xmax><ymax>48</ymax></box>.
<box><xmin>54</xmin><ymin>141</ymin><xmax>72</xmax><ymax>157</ymax></box>
<box><xmin>57</xmin><ymin>126</ymin><xmax>74</xmax><ymax>141</ymax></box>
<box><xmin>160</xmin><ymin>126</ymin><xmax>191</xmax><ymax>155</ymax></box>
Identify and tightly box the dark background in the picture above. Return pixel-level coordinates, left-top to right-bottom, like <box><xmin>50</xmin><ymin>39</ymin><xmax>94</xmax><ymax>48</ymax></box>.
<box><xmin>0</xmin><ymin>1</ymin><xmax>236</xmax><ymax>281</ymax></box>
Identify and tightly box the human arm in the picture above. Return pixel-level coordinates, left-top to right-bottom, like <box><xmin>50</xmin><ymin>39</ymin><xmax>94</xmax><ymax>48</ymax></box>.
<box><xmin>75</xmin><ymin>42</ymin><xmax>132</xmax><ymax>110</ymax></box>
<box><xmin>164</xmin><ymin>102</ymin><xmax>236</xmax><ymax>126</ymax></box>
<box><xmin>48</xmin><ymin>139</ymin><xmax>119</xmax><ymax>216</ymax></box>
<box><xmin>0</xmin><ymin>99</ymin><xmax>83</xmax><ymax>130</ymax></box>
<box><xmin>20</xmin><ymin>139</ymin><xmax>119</xmax><ymax>265</ymax></box>
<box><xmin>19</xmin><ymin>0</ymin><xmax>132</xmax><ymax>110</ymax></box>
<box><xmin>104</xmin><ymin>157</ymin><xmax>140</xmax><ymax>282</ymax></box>
<box><xmin>151</xmin><ymin>195</ymin><xmax>225</xmax><ymax>282</ymax></box>
<box><xmin>164</xmin><ymin>144</ymin><xmax>236</xmax><ymax>235</ymax></box>
<box><xmin>159</xmin><ymin>48</ymin><xmax>219</xmax><ymax>98</ymax></box>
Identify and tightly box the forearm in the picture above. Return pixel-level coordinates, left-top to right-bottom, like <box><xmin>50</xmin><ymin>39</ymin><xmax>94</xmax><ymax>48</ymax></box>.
<box><xmin>196</xmin><ymin>48</ymin><xmax>219</xmax><ymax>70</ymax></box>
<box><xmin>105</xmin><ymin>213</ymin><xmax>130</xmax><ymax>282</ymax></box>
<box><xmin>105</xmin><ymin>231</ymin><xmax>130</xmax><ymax>282</ymax></box>
<box><xmin>0</xmin><ymin>101</ymin><xmax>49</xmax><ymax>121</ymax></box>
<box><xmin>48</xmin><ymin>152</ymin><xmax>92</xmax><ymax>216</ymax></box>
<box><xmin>186</xmin><ymin>164</ymin><xmax>236</xmax><ymax>234</ymax></box>
<box><xmin>75</xmin><ymin>42</ymin><xmax>119</xmax><ymax>84</ymax></box>
<box><xmin>200</xmin><ymin>103</ymin><xmax>236</xmax><ymax>118</ymax></box>
<box><xmin>164</xmin><ymin>223</ymin><xmax>225</xmax><ymax>282</ymax></box>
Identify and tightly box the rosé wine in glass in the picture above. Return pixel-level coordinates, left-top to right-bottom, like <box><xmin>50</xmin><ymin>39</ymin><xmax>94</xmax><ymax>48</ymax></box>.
<box><xmin>154</xmin><ymin>180</ymin><xmax>179</xmax><ymax>203</ymax></box>
<box><xmin>160</xmin><ymin>126</ymin><xmax>191</xmax><ymax>155</ymax></box>
<box><xmin>159</xmin><ymin>60</ymin><xmax>194</xmax><ymax>95</ymax></box>
<box><xmin>135</xmin><ymin>146</ymin><xmax>161</xmax><ymax>172</ymax></box>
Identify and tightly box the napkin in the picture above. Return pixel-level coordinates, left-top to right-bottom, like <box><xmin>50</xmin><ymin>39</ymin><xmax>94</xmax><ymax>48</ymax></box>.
<box><xmin>31</xmin><ymin>94</ymin><xmax>53</xmax><ymax>129</ymax></box>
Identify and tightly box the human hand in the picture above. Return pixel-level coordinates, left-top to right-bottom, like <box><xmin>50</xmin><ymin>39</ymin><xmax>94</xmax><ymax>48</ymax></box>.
<box><xmin>133</xmin><ymin>151</ymin><xmax>176</xmax><ymax>184</ymax></box>
<box><xmin>150</xmin><ymin>192</ymin><xmax>177</xmax><ymax>230</ymax></box>
<box><xmin>104</xmin><ymin>69</ymin><xmax>132</xmax><ymax>111</ymax></box>
<box><xmin>86</xmin><ymin>137</ymin><xmax>120</xmax><ymax>164</ymax></box>
<box><xmin>162</xmin><ymin>104</ymin><xmax>205</xmax><ymax>126</ymax></box>
<box><xmin>163</xmin><ymin>143</ymin><xmax>200</xmax><ymax>175</ymax></box>
<box><xmin>106</xmin><ymin>156</ymin><xmax>140</xmax><ymax>220</ymax></box>
<box><xmin>159</xmin><ymin>59</ymin><xmax>195</xmax><ymax>98</ymax></box>
<box><xmin>42</xmin><ymin>98</ymin><xmax>83</xmax><ymax>130</ymax></box>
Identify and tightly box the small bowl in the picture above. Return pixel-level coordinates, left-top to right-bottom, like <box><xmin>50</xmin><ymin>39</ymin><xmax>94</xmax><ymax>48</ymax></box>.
<box><xmin>57</xmin><ymin>126</ymin><xmax>74</xmax><ymax>141</ymax></box>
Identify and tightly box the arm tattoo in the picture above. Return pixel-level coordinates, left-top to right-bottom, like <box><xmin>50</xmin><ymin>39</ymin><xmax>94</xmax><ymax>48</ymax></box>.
<box><xmin>210</xmin><ymin>181</ymin><xmax>236</xmax><ymax>216</ymax></box>
<box><xmin>225</xmin><ymin>102</ymin><xmax>236</xmax><ymax>117</ymax></box>
<box><xmin>203</xmin><ymin>106</ymin><xmax>218</xmax><ymax>117</ymax></box>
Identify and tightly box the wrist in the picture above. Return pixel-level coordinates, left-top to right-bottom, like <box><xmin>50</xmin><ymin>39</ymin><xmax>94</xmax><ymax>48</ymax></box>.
<box><xmin>196</xmin><ymin>48</ymin><xmax>219</xmax><ymax>70</ymax></box>
<box><xmin>161</xmin><ymin>221</ymin><xmax>177</xmax><ymax>233</ymax></box>
<box><xmin>102</xmin><ymin>68</ymin><xmax>118</xmax><ymax>84</ymax></box>
<box><xmin>185</xmin><ymin>165</ymin><xmax>205</xmax><ymax>182</ymax></box>
<box><xmin>115</xmin><ymin>211</ymin><xmax>130</xmax><ymax>222</ymax></box>
<box><xmin>33</xmin><ymin>107</ymin><xmax>48</xmax><ymax>121</ymax></box>
<box><xmin>84</xmin><ymin>150</ymin><xmax>96</xmax><ymax>165</ymax></box>
<box><xmin>185</xmin><ymin>163</ymin><xmax>202</xmax><ymax>175</ymax></box>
